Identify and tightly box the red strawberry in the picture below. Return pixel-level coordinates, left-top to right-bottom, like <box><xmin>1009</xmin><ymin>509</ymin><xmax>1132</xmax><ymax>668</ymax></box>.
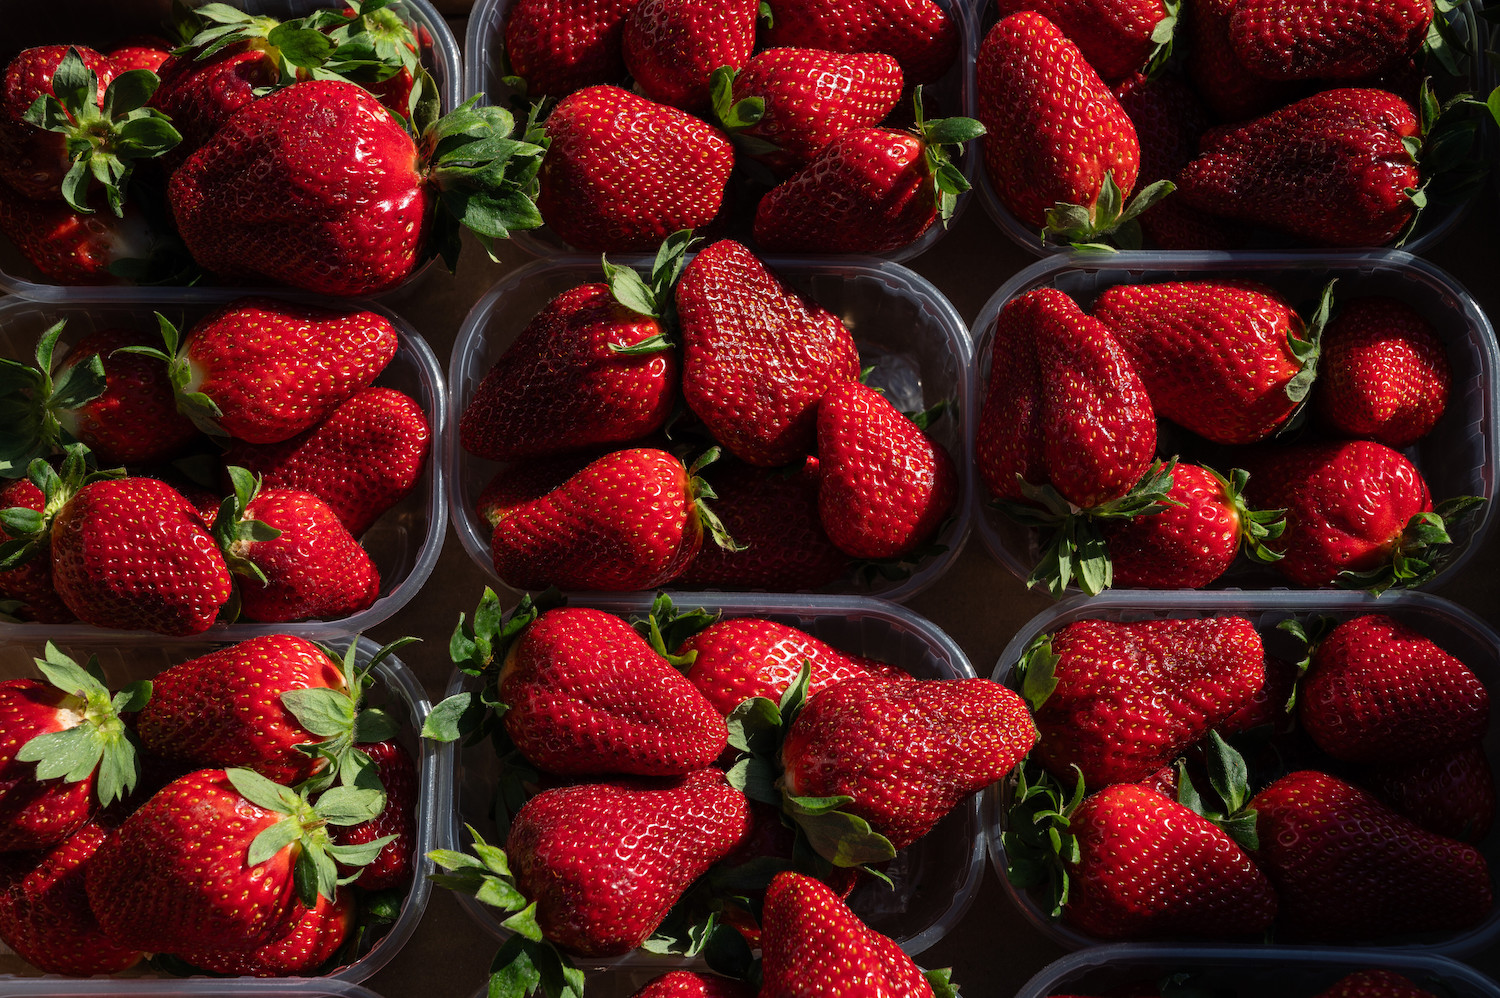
<box><xmin>1367</xmin><ymin>742</ymin><xmax>1495</xmax><ymax>844</ymax></box>
<box><xmin>1217</xmin><ymin>654</ymin><xmax>1298</xmax><ymax>737</ymax></box>
<box><xmin>332</xmin><ymin>740</ymin><xmax>418</xmax><ymax>889</ymax></box>
<box><xmin>761</xmin><ymin>0</ymin><xmax>960</xmax><ymax>84</ymax></box>
<box><xmin>1298</xmin><ymin>613</ymin><xmax>1488</xmax><ymax>763</ymax></box>
<box><xmin>0</xmin><ymin>477</ymin><xmax>71</xmax><ymax>624</ymax></box>
<box><xmin>759</xmin><ymin>871</ymin><xmax>940</xmax><ymax>997</ymax></box>
<box><xmin>106</xmin><ymin>38</ymin><xmax>172</xmax><ymax>75</ymax></box>
<box><xmin>537</xmin><ymin>86</ymin><xmax>734</xmax><ymax>252</ymax></box>
<box><xmin>781</xmin><ymin>674</ymin><xmax>1037</xmax><ymax>850</ymax></box>
<box><xmin>224</xmin><ymin>386</ymin><xmax>431</xmax><ymax>537</ymax></box>
<box><xmin>475</xmin><ymin>451</ymin><xmax>605</xmax><ymax>529</ymax></box>
<box><xmin>1176</xmin><ymin>89</ymin><xmax>1421</xmax><ymax>247</ymax></box>
<box><xmin>1018</xmin><ymin>616</ymin><xmax>1266</xmax><ymax>788</ymax></box>
<box><xmin>175</xmin><ymin>887</ymin><xmax>353</xmax><ymax>976</ymax></box>
<box><xmin>504</xmin><ymin>0</ymin><xmax>641</xmax><ymax>96</ymax></box>
<box><xmin>0</xmin><ymin>46</ymin><xmax>114</xmax><ymax>201</ymax></box>
<box><xmin>1314</xmin><ymin>971</ymin><xmax>1442</xmax><ymax>998</ymax></box>
<box><xmin>0</xmin><ymin>181</ymin><xmax>157</xmax><ymax>284</ymax></box>
<box><xmin>631</xmin><ymin>972</ymin><xmax>755</xmax><ymax>998</ymax></box>
<box><xmin>677</xmin><ymin>616</ymin><xmax>881</xmax><ymax>715</ymax></box>
<box><xmin>1185</xmin><ymin>0</ymin><xmax>1302</xmax><ymax>120</ymax></box>
<box><xmin>1251</xmin><ymin>769</ymin><xmax>1492</xmax><ymax>940</ymax></box>
<box><xmin>676</xmin><ymin>240</ymin><xmax>861</xmax><ymax>466</ymax></box>
<box><xmin>624</xmin><ymin>0</ymin><xmax>758</xmax><ymax>112</ymax></box>
<box><xmin>1227</xmin><ymin>0</ymin><xmax>1432</xmax><ymax>80</ymax></box>
<box><xmin>993</xmin><ymin>0</ymin><xmax>1177</xmax><ymax>83</ymax></box>
<box><xmin>815</xmin><ymin>379</ymin><xmax>956</xmax><ymax>559</ymax></box>
<box><xmin>1315</xmin><ymin>297</ymin><xmax>1450</xmax><ymax>446</ymax></box>
<box><xmin>149</xmin><ymin>47</ymin><xmax>280</xmax><ymax>164</ymax></box>
<box><xmin>0</xmin><ymin>820</ymin><xmax>144</xmax><ymax>975</ymax></box>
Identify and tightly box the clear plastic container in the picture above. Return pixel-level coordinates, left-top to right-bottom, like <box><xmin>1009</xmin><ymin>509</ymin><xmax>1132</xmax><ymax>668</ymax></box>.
<box><xmin>444</xmin><ymin>592</ymin><xmax>988</xmax><ymax>971</ymax></box>
<box><xmin>968</xmin><ymin>250</ymin><xmax>1497</xmax><ymax>594</ymax></box>
<box><xmin>1015</xmin><ymin>944</ymin><xmax>1500</xmax><ymax>998</ymax></box>
<box><xmin>0</xmin><ymin>0</ymin><xmax>462</xmax><ymax>303</ymax></box>
<box><xmin>971</xmin><ymin>3</ymin><xmax>1483</xmax><ymax>257</ymax></box>
<box><xmin>0</xmin><ymin>293</ymin><xmax>448</xmax><ymax>641</ymax></box>
<box><xmin>446</xmin><ymin>254</ymin><xmax>973</xmax><ymax>603</ymax></box>
<box><xmin>462</xmin><ymin>0</ymin><xmax>979</xmax><ymax>264</ymax></box>
<box><xmin>0</xmin><ymin>633</ymin><xmax>450</xmax><ymax>984</ymax></box>
<box><xmin>0</xmin><ymin>983</ymin><xmax>387</xmax><ymax>998</ymax></box>
<box><xmin>986</xmin><ymin>589</ymin><xmax>1500</xmax><ymax>957</ymax></box>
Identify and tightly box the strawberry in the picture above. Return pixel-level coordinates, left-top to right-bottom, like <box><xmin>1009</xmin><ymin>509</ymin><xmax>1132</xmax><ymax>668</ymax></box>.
<box><xmin>780</xmin><ymin>673</ymin><xmax>1037</xmax><ymax>850</ymax></box>
<box><xmin>1016</xmin><ymin>616</ymin><xmax>1265</xmax><ymax>788</ymax></box>
<box><xmin>676</xmin><ymin>240</ymin><xmax>861</xmax><ymax>466</ymax></box>
<box><xmin>1315</xmin><ymin>971</ymin><xmax>1442</xmax><ymax>998</ymax></box>
<box><xmin>169</xmin><ymin>78</ymin><xmax>546</xmax><ymax>296</ymax></box>
<box><xmin>1315</xmin><ymin>297</ymin><xmax>1450</xmax><ymax>446</ymax></box>
<box><xmin>536</xmin><ymin>85</ymin><xmax>734</xmax><ymax>252</ymax></box>
<box><xmin>1175</xmin><ymin>89</ymin><xmax>1421</xmax><ymax>247</ymax></box>
<box><xmin>224</xmin><ymin>386</ymin><xmax>430</xmax><ymax>537</ymax></box>
<box><xmin>1184</xmin><ymin>0</ymin><xmax>1301</xmax><ymax>121</ymax></box>
<box><xmin>459</xmin><ymin>235</ymin><xmax>689</xmax><ymax>461</ymax></box>
<box><xmin>475</xmin><ymin>451</ymin><xmax>605</xmax><ymax>529</ymax></box>
<box><xmin>106</xmin><ymin>38</ymin><xmax>172</xmax><ymax>75</ymax></box>
<box><xmin>0</xmin><ymin>645</ymin><xmax>148</xmax><ymax>851</ymax></box>
<box><xmin>1296</xmin><ymin>613</ymin><xmax>1488</xmax><ymax>763</ymax></box>
<box><xmin>624</xmin><ymin>0</ymin><xmax>759</xmax><ymax>112</ymax></box>
<box><xmin>0</xmin><ymin>820</ymin><xmax>144</xmax><ymax>975</ymax></box>
<box><xmin>0</xmin><ymin>180</ymin><xmax>158</xmax><ymax>284</ymax></box>
<box><xmin>85</xmin><ymin>767</ymin><xmax>390</xmax><ymax>954</ymax></box>
<box><xmin>1092</xmin><ymin>279</ymin><xmax>1325</xmax><ymax>445</ymax></box>
<box><xmin>1367</xmin><ymin>742</ymin><xmax>1495</xmax><ymax>844</ymax></box>
<box><xmin>815</xmin><ymin>379</ymin><xmax>957</xmax><ymax>559</ymax></box>
<box><xmin>1217</xmin><ymin>654</ymin><xmax>1298</xmax><ymax>738</ymax></box>
<box><xmin>148</xmin><ymin>47</ymin><xmax>279</xmax><ymax>165</ymax></box>
<box><xmin>675</xmin><ymin>615</ymin><xmax>882</xmax><ymax>715</ymax></box>
<box><xmin>1244</xmin><ymin>439</ymin><xmax>1482</xmax><ymax>590</ymax></box>
<box><xmin>761</xmin><ymin>0</ymin><xmax>960</xmax><ymax>84</ymax></box>
<box><xmin>0</xmin><ymin>477</ymin><xmax>71</xmax><ymax>624</ymax></box>
<box><xmin>1227</xmin><ymin>0</ymin><xmax>1432</xmax><ymax>81</ymax></box>
<box><xmin>631</xmin><ymin>972</ymin><xmax>755</xmax><ymax>998</ymax></box>
<box><xmin>711</xmin><ymin>49</ymin><xmax>903</xmax><ymax>173</ymax></box>
<box><xmin>332</xmin><ymin>740</ymin><xmax>417</xmax><ymax>889</ymax></box>
<box><xmin>1250</xmin><ymin>769</ymin><xmax>1492</xmax><ymax>940</ymax></box>
<box><xmin>993</xmin><ymin>0</ymin><xmax>1179</xmax><ymax>83</ymax></box>
<box><xmin>174</xmin><ymin>887</ymin><xmax>354</xmax><ymax>976</ymax></box>
<box><xmin>503</xmin><ymin>0</ymin><xmax>641</xmax><ymax>97</ymax></box>
<box><xmin>1103</xmin><ymin>465</ymin><xmax>1287</xmax><ymax>588</ymax></box>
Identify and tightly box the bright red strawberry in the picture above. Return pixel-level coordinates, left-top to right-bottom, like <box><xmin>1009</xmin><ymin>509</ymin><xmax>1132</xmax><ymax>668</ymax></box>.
<box><xmin>0</xmin><ymin>46</ymin><xmax>114</xmax><ymax>201</ymax></box>
<box><xmin>677</xmin><ymin>616</ymin><xmax>880</xmax><ymax>715</ymax></box>
<box><xmin>994</xmin><ymin>0</ymin><xmax>1177</xmax><ymax>83</ymax></box>
<box><xmin>537</xmin><ymin>86</ymin><xmax>734</xmax><ymax>252</ymax></box>
<box><xmin>1176</xmin><ymin>88</ymin><xmax>1420</xmax><ymax>247</ymax></box>
<box><xmin>1185</xmin><ymin>0</ymin><xmax>1301</xmax><ymax>120</ymax></box>
<box><xmin>332</xmin><ymin>740</ymin><xmax>417</xmax><ymax>889</ymax></box>
<box><xmin>1018</xmin><ymin>616</ymin><xmax>1265</xmax><ymax>788</ymax></box>
<box><xmin>475</xmin><ymin>451</ymin><xmax>606</xmax><ymax>529</ymax></box>
<box><xmin>0</xmin><ymin>478</ymin><xmax>71</xmax><ymax>624</ymax></box>
<box><xmin>0</xmin><ymin>820</ymin><xmax>144</xmax><ymax>974</ymax></box>
<box><xmin>781</xmin><ymin>674</ymin><xmax>1037</xmax><ymax>850</ymax></box>
<box><xmin>175</xmin><ymin>887</ymin><xmax>354</xmax><ymax>976</ymax></box>
<box><xmin>1104</xmin><ymin>465</ymin><xmax>1286</xmax><ymax>587</ymax></box>
<box><xmin>1227</xmin><ymin>0</ymin><xmax>1432</xmax><ymax>80</ymax></box>
<box><xmin>1092</xmin><ymin>279</ymin><xmax>1319</xmax><ymax>445</ymax></box>
<box><xmin>1251</xmin><ymin>769</ymin><xmax>1492</xmax><ymax>941</ymax></box>
<box><xmin>761</xmin><ymin>0</ymin><xmax>959</xmax><ymax>83</ymax></box>
<box><xmin>0</xmin><ymin>181</ymin><xmax>157</xmax><ymax>284</ymax></box>
<box><xmin>676</xmin><ymin>239</ymin><xmax>861</xmax><ymax>466</ymax></box>
<box><xmin>1298</xmin><ymin>613</ymin><xmax>1488</xmax><ymax>763</ymax></box>
<box><xmin>815</xmin><ymin>379</ymin><xmax>956</xmax><ymax>559</ymax></box>
<box><xmin>760</xmin><ymin>871</ymin><xmax>940</xmax><ymax>997</ymax></box>
<box><xmin>106</xmin><ymin>38</ymin><xmax>172</xmax><ymax>75</ymax></box>
<box><xmin>1314</xmin><ymin>971</ymin><xmax>1442</xmax><ymax>998</ymax></box>
<box><xmin>504</xmin><ymin>0</ymin><xmax>641</xmax><ymax>96</ymax></box>
<box><xmin>714</xmin><ymin>49</ymin><xmax>903</xmax><ymax>173</ymax></box>
<box><xmin>224</xmin><ymin>386</ymin><xmax>430</xmax><ymax>537</ymax></box>
<box><xmin>1367</xmin><ymin>742</ymin><xmax>1495</xmax><ymax>844</ymax></box>
<box><xmin>1315</xmin><ymin>297</ymin><xmax>1450</xmax><ymax>446</ymax></box>
<box><xmin>624</xmin><ymin>0</ymin><xmax>758</xmax><ymax>112</ymax></box>
<box><xmin>631</xmin><ymin>972</ymin><xmax>755</xmax><ymax>998</ymax></box>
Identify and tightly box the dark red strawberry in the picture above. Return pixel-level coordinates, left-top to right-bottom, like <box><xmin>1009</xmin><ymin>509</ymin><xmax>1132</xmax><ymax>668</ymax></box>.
<box><xmin>332</xmin><ymin>741</ymin><xmax>417</xmax><ymax>888</ymax></box>
<box><xmin>106</xmin><ymin>38</ymin><xmax>172</xmax><ymax>75</ymax></box>
<box><xmin>761</xmin><ymin>0</ymin><xmax>960</xmax><ymax>84</ymax></box>
<box><xmin>1367</xmin><ymin>742</ymin><xmax>1495</xmax><ymax>844</ymax></box>
<box><xmin>624</xmin><ymin>0</ymin><xmax>758</xmax><ymax>112</ymax></box>
<box><xmin>1185</xmin><ymin>0</ymin><xmax>1302</xmax><ymax>120</ymax></box>
<box><xmin>1316</xmin><ymin>297</ymin><xmax>1450</xmax><ymax>446</ymax></box>
<box><xmin>0</xmin><ymin>477</ymin><xmax>71</xmax><ymax>624</ymax></box>
<box><xmin>504</xmin><ymin>0</ymin><xmax>641</xmax><ymax>96</ymax></box>
<box><xmin>474</xmin><ymin>451</ymin><xmax>605</xmax><ymax>530</ymax></box>
<box><xmin>0</xmin><ymin>46</ymin><xmax>114</xmax><ymax>201</ymax></box>
<box><xmin>174</xmin><ymin>887</ymin><xmax>353</xmax><ymax>976</ymax></box>
<box><xmin>1314</xmin><ymin>971</ymin><xmax>1443</xmax><ymax>998</ymax></box>
<box><xmin>1227</xmin><ymin>0</ymin><xmax>1432</xmax><ymax>80</ymax></box>
<box><xmin>994</xmin><ymin>0</ymin><xmax>1178</xmax><ymax>83</ymax></box>
<box><xmin>631</xmin><ymin>972</ymin><xmax>755</xmax><ymax>998</ymax></box>
<box><xmin>0</xmin><ymin>181</ymin><xmax>158</xmax><ymax>284</ymax></box>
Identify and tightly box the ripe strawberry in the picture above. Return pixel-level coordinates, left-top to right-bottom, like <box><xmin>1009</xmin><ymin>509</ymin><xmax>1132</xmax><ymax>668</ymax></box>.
<box><xmin>1017</xmin><ymin>616</ymin><xmax>1265</xmax><ymax>788</ymax></box>
<box><xmin>332</xmin><ymin>740</ymin><xmax>417</xmax><ymax>889</ymax></box>
<box><xmin>676</xmin><ymin>240</ymin><xmax>861</xmax><ymax>466</ymax></box>
<box><xmin>106</xmin><ymin>38</ymin><xmax>172</xmax><ymax>75</ymax></box>
<box><xmin>149</xmin><ymin>47</ymin><xmax>279</xmax><ymax>164</ymax></box>
<box><xmin>1298</xmin><ymin>613</ymin><xmax>1488</xmax><ymax>763</ymax></box>
<box><xmin>224</xmin><ymin>386</ymin><xmax>430</xmax><ymax>537</ymax></box>
<box><xmin>712</xmin><ymin>49</ymin><xmax>903</xmax><ymax>173</ymax></box>
<box><xmin>0</xmin><ymin>477</ymin><xmax>71</xmax><ymax>624</ymax></box>
<box><xmin>761</xmin><ymin>0</ymin><xmax>960</xmax><ymax>84</ymax></box>
<box><xmin>1217</xmin><ymin>654</ymin><xmax>1298</xmax><ymax>738</ymax></box>
<box><xmin>1315</xmin><ymin>297</ymin><xmax>1450</xmax><ymax>446</ymax></box>
<box><xmin>1092</xmin><ymin>279</ymin><xmax>1322</xmax><ymax>445</ymax></box>
<box><xmin>0</xmin><ymin>820</ymin><xmax>144</xmax><ymax>975</ymax></box>
<box><xmin>0</xmin><ymin>46</ymin><xmax>112</xmax><ymax>201</ymax></box>
<box><xmin>504</xmin><ymin>0</ymin><xmax>640</xmax><ymax>96</ymax></box>
<box><xmin>676</xmin><ymin>615</ymin><xmax>882</xmax><ymax>715</ymax></box>
<box><xmin>1367</xmin><ymin>742</ymin><xmax>1495</xmax><ymax>844</ymax></box>
<box><xmin>993</xmin><ymin>0</ymin><xmax>1178</xmax><ymax>83</ymax></box>
<box><xmin>1251</xmin><ymin>769</ymin><xmax>1492</xmax><ymax>940</ymax></box>
<box><xmin>170</xmin><ymin>79</ymin><xmax>546</xmax><ymax>296</ymax></box>
<box><xmin>782</xmin><ymin>674</ymin><xmax>1037</xmax><ymax>850</ymax></box>
<box><xmin>475</xmin><ymin>451</ymin><xmax>605</xmax><ymax>529</ymax></box>
<box><xmin>0</xmin><ymin>180</ymin><xmax>157</xmax><ymax>284</ymax></box>
<box><xmin>1103</xmin><ymin>465</ymin><xmax>1286</xmax><ymax>588</ymax></box>
<box><xmin>1184</xmin><ymin>0</ymin><xmax>1301</xmax><ymax>120</ymax></box>
<box><xmin>537</xmin><ymin>86</ymin><xmax>734</xmax><ymax>252</ymax></box>
<box><xmin>760</xmin><ymin>871</ymin><xmax>941</xmax><ymax>997</ymax></box>
<box><xmin>815</xmin><ymin>379</ymin><xmax>956</xmax><ymax>559</ymax></box>
<box><xmin>1227</xmin><ymin>0</ymin><xmax>1432</xmax><ymax>81</ymax></box>
<box><xmin>175</xmin><ymin>887</ymin><xmax>353</xmax><ymax>976</ymax></box>
<box><xmin>624</xmin><ymin>0</ymin><xmax>758</xmax><ymax>112</ymax></box>
<box><xmin>85</xmin><ymin>767</ymin><xmax>389</xmax><ymax>954</ymax></box>
<box><xmin>1244</xmin><ymin>439</ymin><xmax>1480</xmax><ymax>590</ymax></box>
<box><xmin>1314</xmin><ymin>971</ymin><xmax>1442</xmax><ymax>998</ymax></box>
<box><xmin>1175</xmin><ymin>88</ymin><xmax>1420</xmax><ymax>247</ymax></box>
<box><xmin>631</xmin><ymin>972</ymin><xmax>755</xmax><ymax>998</ymax></box>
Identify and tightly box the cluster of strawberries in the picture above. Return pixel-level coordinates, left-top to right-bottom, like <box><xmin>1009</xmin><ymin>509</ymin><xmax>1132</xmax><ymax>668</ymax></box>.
<box><xmin>976</xmin><ymin>0</ymin><xmax>1477</xmax><ymax>249</ymax></box>
<box><xmin>423</xmin><ymin>591</ymin><xmax>1037</xmax><ymax>995</ymax></box>
<box><xmin>977</xmin><ymin>273</ymin><xmax>1479</xmax><ymax>597</ymax></box>
<box><xmin>1004</xmin><ymin>610</ymin><xmax>1493</xmax><ymax>944</ymax></box>
<box><xmin>0</xmin><ymin>635</ymin><xmax>419</xmax><ymax>978</ymax></box>
<box><xmin>460</xmin><ymin>236</ymin><xmax>956</xmax><ymax>594</ymax></box>
<box><xmin>0</xmin><ymin>297</ymin><xmax>430</xmax><ymax>634</ymax></box>
<box><xmin>500</xmin><ymin>0</ymin><xmax>982</xmax><ymax>254</ymax></box>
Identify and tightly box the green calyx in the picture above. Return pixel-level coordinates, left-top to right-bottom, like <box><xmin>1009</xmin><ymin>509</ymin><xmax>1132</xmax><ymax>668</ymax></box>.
<box><xmin>229</xmin><ymin>766</ymin><xmax>394</xmax><ymax>908</ymax></box>
<box><xmin>632</xmin><ymin>591</ymin><xmax>718</xmax><ymax>671</ymax></box>
<box><xmin>911</xmin><ymin>85</ymin><xmax>986</xmax><ymax>227</ymax></box>
<box><xmin>15</xmin><ymin>643</ymin><xmax>150</xmax><ymax>806</ymax></box>
<box><xmin>1275</xmin><ymin>613</ymin><xmax>1340</xmax><ymax>710</ymax></box>
<box><xmin>113</xmin><ymin>312</ymin><xmax>224</xmax><ymax>436</ymax></box>
<box><xmin>1144</xmin><ymin>0</ymin><xmax>1182</xmax><ymax>77</ymax></box>
<box><xmin>1002</xmin><ymin>761</ymin><xmax>1085</xmax><ymax>918</ymax></box>
<box><xmin>0</xmin><ymin>444</ymin><xmax>122</xmax><ymax>572</ymax></box>
<box><xmin>1173</xmin><ymin>732</ymin><xmax>1258</xmax><ymax>852</ymax></box>
<box><xmin>1336</xmin><ymin>495</ymin><xmax>1486</xmax><ymax>594</ymax></box>
<box><xmin>1013</xmin><ymin>633</ymin><xmax>1060</xmax><ymax>712</ymax></box>
<box><xmin>603</xmin><ymin>229</ymin><xmax>697</xmax><ymax>351</ymax></box>
<box><xmin>1043</xmin><ymin>172</ymin><xmax>1176</xmax><ymax>251</ymax></box>
<box><xmin>1206</xmin><ymin>466</ymin><xmax>1286</xmax><ymax>565</ymax></box>
<box><xmin>1399</xmin><ymin>79</ymin><xmax>1489</xmax><ymax>246</ymax></box>
<box><xmin>21</xmin><ymin>48</ymin><xmax>181</xmax><ymax>215</ymax></box>
<box><xmin>1273</xmin><ymin>280</ymin><xmax>1333</xmax><ymax>438</ymax></box>
<box><xmin>688</xmin><ymin>448</ymin><xmax>746</xmax><ymax>554</ymax></box>
<box><xmin>0</xmin><ymin>319</ymin><xmax>106</xmax><ymax>478</ymax></box>
<box><xmin>209</xmin><ymin>466</ymin><xmax>283</xmax><ymax>589</ymax></box>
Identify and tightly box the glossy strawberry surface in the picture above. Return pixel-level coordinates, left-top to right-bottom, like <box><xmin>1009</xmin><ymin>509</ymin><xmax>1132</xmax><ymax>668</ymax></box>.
<box><xmin>1103</xmin><ymin>465</ymin><xmax>1246</xmax><ymax>588</ymax></box>
<box><xmin>631</xmin><ymin>972</ymin><xmax>755</xmax><ymax>997</ymax></box>
<box><xmin>1228</xmin><ymin>0</ymin><xmax>1432</xmax><ymax>80</ymax></box>
<box><xmin>1315</xmin><ymin>297</ymin><xmax>1450</xmax><ymax>446</ymax></box>
<box><xmin>625</xmin><ymin>0</ymin><xmax>758</xmax><ymax>112</ymax></box>
<box><xmin>0</xmin><ymin>679</ymin><xmax>95</xmax><ymax>851</ymax></box>
<box><xmin>994</xmin><ymin>0</ymin><xmax>1170</xmax><ymax>82</ymax></box>
<box><xmin>56</xmin><ymin>326</ymin><xmax>198</xmax><ymax>466</ymax></box>
<box><xmin>679</xmin><ymin>617</ymin><xmax>877</xmax><ymax>715</ymax></box>
<box><xmin>235</xmin><ymin>489</ymin><xmax>381</xmax><ymax>623</ymax></box>
<box><xmin>762</xmin><ymin>0</ymin><xmax>958</xmax><ymax>83</ymax></box>
<box><xmin>504</xmin><ymin>0</ymin><xmax>640</xmax><ymax>96</ymax></box>
<box><xmin>175</xmin><ymin>887</ymin><xmax>353</xmax><ymax>976</ymax></box>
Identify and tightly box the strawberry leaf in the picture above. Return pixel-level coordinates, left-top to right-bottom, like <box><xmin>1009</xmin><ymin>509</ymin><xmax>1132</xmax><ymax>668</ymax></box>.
<box><xmin>227</xmin><ymin>767</ymin><xmax>301</xmax><ymax>814</ymax></box>
<box><xmin>354</xmin><ymin>707</ymin><xmax>400</xmax><ymax>743</ymax></box>
<box><xmin>422</xmin><ymin>691</ymin><xmax>485</xmax><ymax>742</ymax></box>
<box><xmin>926</xmin><ymin>968</ymin><xmax>962</xmax><ymax>998</ymax></box>
<box><xmin>1203</xmin><ymin>730</ymin><xmax>1250</xmax><ymax>814</ymax></box>
<box><xmin>327</xmin><ymin>835</ymin><xmax>396</xmax><ymax>868</ymax></box>
<box><xmin>248</xmin><ymin>817</ymin><xmax>304</xmax><ymax>867</ymax></box>
<box><xmin>315</xmin><ymin>785</ymin><xmax>386</xmax><ymax>825</ymax></box>
<box><xmin>17</xmin><ymin>726</ymin><xmax>99</xmax><ymax>782</ymax></box>
<box><xmin>282</xmin><ymin>687</ymin><xmax>356</xmax><ymax>738</ymax></box>
<box><xmin>1015</xmin><ymin>634</ymin><xmax>1060</xmax><ymax>711</ymax></box>
<box><xmin>501</xmin><ymin>902</ymin><xmax>545</xmax><ymax>942</ymax></box>
<box><xmin>783</xmin><ymin>792</ymin><xmax>897</xmax><ymax>867</ymax></box>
